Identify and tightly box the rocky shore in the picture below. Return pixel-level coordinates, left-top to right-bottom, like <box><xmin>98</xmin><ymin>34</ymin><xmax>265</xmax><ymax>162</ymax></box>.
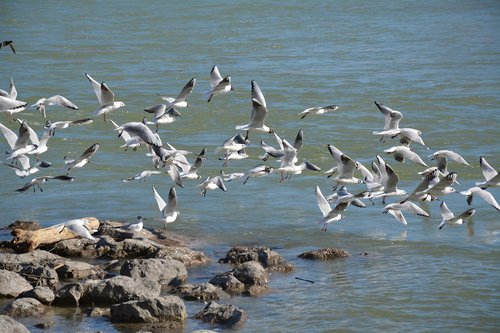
<box><xmin>0</xmin><ymin>218</ymin><xmax>350</xmax><ymax>332</ymax></box>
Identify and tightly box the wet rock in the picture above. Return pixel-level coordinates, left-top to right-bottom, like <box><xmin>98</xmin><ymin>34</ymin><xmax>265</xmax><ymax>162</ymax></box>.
<box><xmin>17</xmin><ymin>286</ymin><xmax>55</xmax><ymax>305</ymax></box>
<box><xmin>232</xmin><ymin>261</ymin><xmax>269</xmax><ymax>296</ymax></box>
<box><xmin>0</xmin><ymin>250</ymin><xmax>64</xmax><ymax>271</ymax></box>
<box><xmin>54</xmin><ymin>283</ymin><xmax>85</xmax><ymax>306</ymax></box>
<box><xmin>50</xmin><ymin>238</ymin><xmax>99</xmax><ymax>258</ymax></box>
<box><xmin>86</xmin><ymin>307</ymin><xmax>111</xmax><ymax>317</ymax></box>
<box><xmin>298</xmin><ymin>248</ymin><xmax>351</xmax><ymax>260</ymax></box>
<box><xmin>56</xmin><ymin>260</ymin><xmax>106</xmax><ymax>280</ymax></box>
<box><xmin>110</xmin><ymin>295</ymin><xmax>187</xmax><ymax>325</ymax></box>
<box><xmin>19</xmin><ymin>264</ymin><xmax>59</xmax><ymax>288</ymax></box>
<box><xmin>0</xmin><ymin>270</ymin><xmax>32</xmax><ymax>298</ymax></box>
<box><xmin>194</xmin><ymin>301</ymin><xmax>247</xmax><ymax>329</ymax></box>
<box><xmin>97</xmin><ymin>237</ymin><xmax>161</xmax><ymax>259</ymax></box>
<box><xmin>208</xmin><ymin>272</ymin><xmax>245</xmax><ymax>295</ymax></box>
<box><xmin>0</xmin><ymin>314</ymin><xmax>30</xmax><ymax>333</ymax></box>
<box><xmin>120</xmin><ymin>258</ymin><xmax>187</xmax><ymax>286</ymax></box>
<box><xmin>2</xmin><ymin>297</ymin><xmax>45</xmax><ymax>317</ymax></box>
<box><xmin>35</xmin><ymin>320</ymin><xmax>55</xmax><ymax>329</ymax></box>
<box><xmin>218</xmin><ymin>246</ymin><xmax>294</xmax><ymax>272</ymax></box>
<box><xmin>84</xmin><ymin>275</ymin><xmax>161</xmax><ymax>306</ymax></box>
<box><xmin>7</xmin><ymin>220</ymin><xmax>41</xmax><ymax>231</ymax></box>
<box><xmin>155</xmin><ymin>246</ymin><xmax>210</xmax><ymax>266</ymax></box>
<box><xmin>172</xmin><ymin>282</ymin><xmax>230</xmax><ymax>301</ymax></box>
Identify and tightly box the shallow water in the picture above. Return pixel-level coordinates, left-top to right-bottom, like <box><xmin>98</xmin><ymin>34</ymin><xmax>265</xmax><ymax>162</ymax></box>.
<box><xmin>1</xmin><ymin>1</ymin><xmax>499</xmax><ymax>332</ymax></box>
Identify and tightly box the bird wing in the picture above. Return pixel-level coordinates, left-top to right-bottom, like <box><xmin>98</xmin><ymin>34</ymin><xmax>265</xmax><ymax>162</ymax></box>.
<box><xmin>152</xmin><ymin>186</ymin><xmax>167</xmax><ymax>213</ymax></box>
<box><xmin>384</xmin><ymin>163</ymin><xmax>400</xmax><ymax>193</ymax></box>
<box><xmin>387</xmin><ymin>209</ymin><xmax>407</xmax><ymax>225</ymax></box>
<box><xmin>293</xmin><ymin>129</ymin><xmax>304</xmax><ymax>150</ymax></box>
<box><xmin>176</xmin><ymin>78</ymin><xmax>196</xmax><ymax>101</ymax></box>
<box><xmin>0</xmin><ymin>122</ymin><xmax>18</xmax><ymax>149</ymax></box>
<box><xmin>315</xmin><ymin>186</ymin><xmax>331</xmax><ymax>217</ymax></box>
<box><xmin>402</xmin><ymin>201</ymin><xmax>429</xmax><ymax>217</ymax></box>
<box><xmin>251</xmin><ymin>80</ymin><xmax>267</xmax><ymax>108</ymax></box>
<box><xmin>8</xmin><ymin>77</ymin><xmax>17</xmax><ymax>100</ymax></box>
<box><xmin>479</xmin><ymin>157</ymin><xmax>498</xmax><ymax>181</ymax></box>
<box><xmin>474</xmin><ymin>187</ymin><xmax>500</xmax><ymax>210</ymax></box>
<box><xmin>85</xmin><ymin>73</ymin><xmax>103</xmax><ymax>104</ymax></box>
<box><xmin>210</xmin><ymin>65</ymin><xmax>223</xmax><ymax>88</ymax></box>
<box><xmin>165</xmin><ymin>187</ymin><xmax>178</xmax><ymax>214</ymax></box>
<box><xmin>0</xmin><ymin>95</ymin><xmax>27</xmax><ymax>111</ymax></box>
<box><xmin>100</xmin><ymin>82</ymin><xmax>115</xmax><ymax>106</ymax></box>
<box><xmin>439</xmin><ymin>202</ymin><xmax>455</xmax><ymax>220</ymax></box>
<box><xmin>47</xmin><ymin>95</ymin><xmax>78</xmax><ymax>109</ymax></box>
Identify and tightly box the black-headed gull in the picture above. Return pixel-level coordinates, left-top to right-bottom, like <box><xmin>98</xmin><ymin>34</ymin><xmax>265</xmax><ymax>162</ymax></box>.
<box><xmin>198</xmin><ymin>176</ymin><xmax>227</xmax><ymax>196</ymax></box>
<box><xmin>438</xmin><ymin>202</ymin><xmax>475</xmax><ymax>230</ymax></box>
<box><xmin>476</xmin><ymin>157</ymin><xmax>499</xmax><ymax>188</ymax></box>
<box><xmin>15</xmin><ymin>175</ymin><xmax>74</xmax><ymax>192</ymax></box>
<box><xmin>158</xmin><ymin>77</ymin><xmax>196</xmax><ymax>109</ymax></box>
<box><xmin>384</xmin><ymin>145</ymin><xmax>428</xmax><ymax>167</ymax></box>
<box><xmin>64</xmin><ymin>143</ymin><xmax>99</xmax><ymax>175</ymax></box>
<box><xmin>298</xmin><ymin>104</ymin><xmax>340</xmax><ymax>119</ymax></box>
<box><xmin>326</xmin><ymin>144</ymin><xmax>363</xmax><ymax>190</ymax></box>
<box><xmin>32</xmin><ymin>95</ymin><xmax>78</xmax><ymax>118</ymax></box>
<box><xmin>0</xmin><ymin>40</ymin><xmax>16</xmax><ymax>54</ymax></box>
<box><xmin>235</xmin><ymin>80</ymin><xmax>273</xmax><ymax>135</ymax></box>
<box><xmin>85</xmin><ymin>73</ymin><xmax>125</xmax><ymax>122</ymax></box>
<box><xmin>126</xmin><ymin>216</ymin><xmax>144</xmax><ymax>232</ymax></box>
<box><xmin>152</xmin><ymin>186</ymin><xmax>180</xmax><ymax>225</ymax></box>
<box><xmin>206</xmin><ymin>65</ymin><xmax>232</xmax><ymax>102</ymax></box>
<box><xmin>429</xmin><ymin>150</ymin><xmax>470</xmax><ymax>174</ymax></box>
<box><xmin>383</xmin><ymin>201</ymin><xmax>429</xmax><ymax>225</ymax></box>
<box><xmin>314</xmin><ymin>185</ymin><xmax>350</xmax><ymax>232</ymax></box>
<box><xmin>460</xmin><ymin>186</ymin><xmax>500</xmax><ymax>211</ymax></box>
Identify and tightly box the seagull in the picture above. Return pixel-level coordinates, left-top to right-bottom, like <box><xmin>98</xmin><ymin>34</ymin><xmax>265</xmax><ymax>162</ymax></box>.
<box><xmin>314</xmin><ymin>185</ymin><xmax>350</xmax><ymax>232</ymax></box>
<box><xmin>2</xmin><ymin>155</ymin><xmax>51</xmax><ymax>178</ymax></box>
<box><xmin>0</xmin><ymin>95</ymin><xmax>27</xmax><ymax>116</ymax></box>
<box><xmin>218</xmin><ymin>149</ymin><xmax>249</xmax><ymax>167</ymax></box>
<box><xmin>277</xmin><ymin>139</ymin><xmax>321</xmax><ymax>181</ymax></box>
<box><xmin>476</xmin><ymin>156</ymin><xmax>499</xmax><ymax>188</ymax></box>
<box><xmin>235</xmin><ymin>80</ymin><xmax>273</xmax><ymax>135</ymax></box>
<box><xmin>64</xmin><ymin>143</ymin><xmax>99</xmax><ymax>175</ymax></box>
<box><xmin>220</xmin><ymin>170</ymin><xmax>245</xmax><ymax>182</ymax></box>
<box><xmin>32</xmin><ymin>95</ymin><xmax>78</xmax><ymax>118</ymax></box>
<box><xmin>126</xmin><ymin>216</ymin><xmax>144</xmax><ymax>232</ymax></box>
<box><xmin>216</xmin><ymin>133</ymin><xmax>250</xmax><ymax>154</ymax></box>
<box><xmin>206</xmin><ymin>65</ymin><xmax>232</xmax><ymax>102</ymax></box>
<box><xmin>326</xmin><ymin>186</ymin><xmax>368</xmax><ymax>208</ymax></box>
<box><xmin>369</xmin><ymin>163</ymin><xmax>407</xmax><ymax>205</ymax></box>
<box><xmin>326</xmin><ymin>144</ymin><xmax>363</xmax><ymax>190</ymax></box>
<box><xmin>59</xmin><ymin>218</ymin><xmax>97</xmax><ymax>241</ymax></box>
<box><xmin>403</xmin><ymin>169</ymin><xmax>440</xmax><ymax>202</ymax></box>
<box><xmin>109</xmin><ymin>119</ymin><xmax>143</xmax><ymax>151</ymax></box>
<box><xmin>438</xmin><ymin>202</ymin><xmax>476</xmax><ymax>230</ymax></box>
<box><xmin>424</xmin><ymin>171</ymin><xmax>458</xmax><ymax>198</ymax></box>
<box><xmin>144</xmin><ymin>104</ymin><xmax>182</xmax><ymax>132</ymax></box>
<box><xmin>397</xmin><ymin>128</ymin><xmax>429</xmax><ymax>149</ymax></box>
<box><xmin>158</xmin><ymin>77</ymin><xmax>196</xmax><ymax>109</ymax></box>
<box><xmin>384</xmin><ymin>145</ymin><xmax>428</xmax><ymax>167</ymax></box>
<box><xmin>198</xmin><ymin>176</ymin><xmax>227</xmax><ymax>196</ymax></box>
<box><xmin>15</xmin><ymin>175</ymin><xmax>74</xmax><ymax>192</ymax></box>
<box><xmin>179</xmin><ymin>155</ymin><xmax>204</xmax><ymax>180</ymax></box>
<box><xmin>114</xmin><ymin>118</ymin><xmax>162</xmax><ymax>147</ymax></box>
<box><xmin>429</xmin><ymin>150</ymin><xmax>470</xmax><ymax>174</ymax></box>
<box><xmin>0</xmin><ymin>77</ymin><xmax>17</xmax><ymax>100</ymax></box>
<box><xmin>298</xmin><ymin>104</ymin><xmax>340</xmax><ymax>119</ymax></box>
<box><xmin>460</xmin><ymin>187</ymin><xmax>500</xmax><ymax>211</ymax></box>
<box><xmin>44</xmin><ymin>118</ymin><xmax>93</xmax><ymax>136</ymax></box>
<box><xmin>242</xmin><ymin>164</ymin><xmax>274</xmax><ymax>185</ymax></box>
<box><xmin>0</xmin><ymin>120</ymin><xmax>39</xmax><ymax>161</ymax></box>
<box><xmin>152</xmin><ymin>186</ymin><xmax>179</xmax><ymax>225</ymax></box>
<box><xmin>27</xmin><ymin>128</ymin><xmax>52</xmax><ymax>160</ymax></box>
<box><xmin>259</xmin><ymin>130</ymin><xmax>303</xmax><ymax>162</ymax></box>
<box><xmin>0</xmin><ymin>40</ymin><xmax>16</xmax><ymax>54</ymax></box>
<box><xmin>372</xmin><ymin>101</ymin><xmax>404</xmax><ymax>137</ymax></box>
<box><xmin>122</xmin><ymin>170</ymin><xmax>162</xmax><ymax>183</ymax></box>
<box><xmin>85</xmin><ymin>73</ymin><xmax>125</xmax><ymax>122</ymax></box>
<box><xmin>382</xmin><ymin>201</ymin><xmax>429</xmax><ymax>225</ymax></box>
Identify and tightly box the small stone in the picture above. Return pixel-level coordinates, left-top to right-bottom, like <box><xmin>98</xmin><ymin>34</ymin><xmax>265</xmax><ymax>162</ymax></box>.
<box><xmin>194</xmin><ymin>301</ymin><xmax>247</xmax><ymax>329</ymax></box>
<box><xmin>298</xmin><ymin>248</ymin><xmax>351</xmax><ymax>260</ymax></box>
<box><xmin>172</xmin><ymin>282</ymin><xmax>230</xmax><ymax>301</ymax></box>
<box><xmin>34</xmin><ymin>320</ymin><xmax>55</xmax><ymax>329</ymax></box>
<box><xmin>86</xmin><ymin>307</ymin><xmax>111</xmax><ymax>317</ymax></box>
<box><xmin>208</xmin><ymin>272</ymin><xmax>245</xmax><ymax>295</ymax></box>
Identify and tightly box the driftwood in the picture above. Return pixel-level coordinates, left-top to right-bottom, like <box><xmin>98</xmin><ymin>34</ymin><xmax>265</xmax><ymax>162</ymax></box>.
<box><xmin>10</xmin><ymin>217</ymin><xmax>100</xmax><ymax>253</ymax></box>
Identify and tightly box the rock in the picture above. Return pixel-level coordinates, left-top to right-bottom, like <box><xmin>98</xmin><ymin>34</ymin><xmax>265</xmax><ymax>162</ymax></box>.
<box><xmin>120</xmin><ymin>258</ymin><xmax>187</xmax><ymax>286</ymax></box>
<box><xmin>96</xmin><ymin>237</ymin><xmax>161</xmax><ymax>259</ymax></box>
<box><xmin>35</xmin><ymin>320</ymin><xmax>55</xmax><ymax>329</ymax></box>
<box><xmin>0</xmin><ymin>315</ymin><xmax>30</xmax><ymax>333</ymax></box>
<box><xmin>0</xmin><ymin>250</ymin><xmax>64</xmax><ymax>271</ymax></box>
<box><xmin>232</xmin><ymin>261</ymin><xmax>269</xmax><ymax>296</ymax></box>
<box><xmin>56</xmin><ymin>260</ymin><xmax>105</xmax><ymax>280</ymax></box>
<box><xmin>50</xmin><ymin>238</ymin><xmax>99</xmax><ymax>258</ymax></box>
<box><xmin>110</xmin><ymin>295</ymin><xmax>187</xmax><ymax>326</ymax></box>
<box><xmin>2</xmin><ymin>297</ymin><xmax>45</xmax><ymax>317</ymax></box>
<box><xmin>84</xmin><ymin>275</ymin><xmax>161</xmax><ymax>306</ymax></box>
<box><xmin>17</xmin><ymin>286</ymin><xmax>55</xmax><ymax>305</ymax></box>
<box><xmin>298</xmin><ymin>248</ymin><xmax>351</xmax><ymax>260</ymax></box>
<box><xmin>19</xmin><ymin>264</ymin><xmax>59</xmax><ymax>288</ymax></box>
<box><xmin>86</xmin><ymin>307</ymin><xmax>111</xmax><ymax>317</ymax></box>
<box><xmin>155</xmin><ymin>246</ymin><xmax>210</xmax><ymax>266</ymax></box>
<box><xmin>208</xmin><ymin>272</ymin><xmax>245</xmax><ymax>295</ymax></box>
<box><xmin>194</xmin><ymin>301</ymin><xmax>247</xmax><ymax>329</ymax></box>
<box><xmin>0</xmin><ymin>270</ymin><xmax>32</xmax><ymax>298</ymax></box>
<box><xmin>191</xmin><ymin>330</ymin><xmax>219</xmax><ymax>333</ymax></box>
<box><xmin>172</xmin><ymin>282</ymin><xmax>230</xmax><ymax>301</ymax></box>
<box><xmin>54</xmin><ymin>283</ymin><xmax>85</xmax><ymax>306</ymax></box>
<box><xmin>218</xmin><ymin>246</ymin><xmax>294</xmax><ymax>272</ymax></box>
<box><xmin>7</xmin><ymin>220</ymin><xmax>41</xmax><ymax>231</ymax></box>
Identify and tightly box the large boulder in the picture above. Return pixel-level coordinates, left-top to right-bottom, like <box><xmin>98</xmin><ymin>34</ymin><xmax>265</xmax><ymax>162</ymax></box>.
<box><xmin>298</xmin><ymin>248</ymin><xmax>351</xmax><ymax>260</ymax></box>
<box><xmin>232</xmin><ymin>261</ymin><xmax>269</xmax><ymax>296</ymax></box>
<box><xmin>218</xmin><ymin>246</ymin><xmax>294</xmax><ymax>272</ymax></box>
<box><xmin>17</xmin><ymin>286</ymin><xmax>55</xmax><ymax>305</ymax></box>
<box><xmin>54</xmin><ymin>283</ymin><xmax>86</xmax><ymax>306</ymax></box>
<box><xmin>0</xmin><ymin>250</ymin><xmax>64</xmax><ymax>271</ymax></box>
<box><xmin>0</xmin><ymin>270</ymin><xmax>32</xmax><ymax>298</ymax></box>
<box><xmin>1</xmin><ymin>297</ymin><xmax>45</xmax><ymax>317</ymax></box>
<box><xmin>172</xmin><ymin>282</ymin><xmax>230</xmax><ymax>301</ymax></box>
<box><xmin>120</xmin><ymin>258</ymin><xmax>187</xmax><ymax>286</ymax></box>
<box><xmin>208</xmin><ymin>272</ymin><xmax>245</xmax><ymax>295</ymax></box>
<box><xmin>110</xmin><ymin>295</ymin><xmax>187</xmax><ymax>326</ymax></box>
<box><xmin>56</xmin><ymin>260</ymin><xmax>106</xmax><ymax>280</ymax></box>
<box><xmin>50</xmin><ymin>238</ymin><xmax>100</xmax><ymax>258</ymax></box>
<box><xmin>19</xmin><ymin>264</ymin><xmax>59</xmax><ymax>288</ymax></box>
<box><xmin>194</xmin><ymin>301</ymin><xmax>247</xmax><ymax>329</ymax></box>
<box><xmin>0</xmin><ymin>315</ymin><xmax>30</xmax><ymax>333</ymax></box>
<box><xmin>155</xmin><ymin>246</ymin><xmax>210</xmax><ymax>266</ymax></box>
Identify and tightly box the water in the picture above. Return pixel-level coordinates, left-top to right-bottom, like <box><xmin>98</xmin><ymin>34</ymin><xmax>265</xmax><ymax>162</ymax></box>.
<box><xmin>1</xmin><ymin>0</ymin><xmax>499</xmax><ymax>332</ymax></box>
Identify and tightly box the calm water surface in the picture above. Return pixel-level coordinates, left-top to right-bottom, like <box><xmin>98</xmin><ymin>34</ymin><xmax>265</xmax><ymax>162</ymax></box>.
<box><xmin>1</xmin><ymin>1</ymin><xmax>499</xmax><ymax>332</ymax></box>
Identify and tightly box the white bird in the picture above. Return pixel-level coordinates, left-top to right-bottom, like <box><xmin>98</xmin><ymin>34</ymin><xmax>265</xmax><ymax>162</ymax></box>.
<box><xmin>476</xmin><ymin>156</ymin><xmax>500</xmax><ymax>188</ymax></box>
<box><xmin>126</xmin><ymin>216</ymin><xmax>144</xmax><ymax>232</ymax></box>
<box><xmin>0</xmin><ymin>120</ymin><xmax>39</xmax><ymax>161</ymax></box>
<box><xmin>179</xmin><ymin>155</ymin><xmax>204</xmax><ymax>180</ymax></box>
<box><xmin>27</xmin><ymin>128</ymin><xmax>52</xmax><ymax>160</ymax></box>
<box><xmin>242</xmin><ymin>164</ymin><xmax>274</xmax><ymax>185</ymax></box>
<box><xmin>152</xmin><ymin>186</ymin><xmax>180</xmax><ymax>225</ymax></box>
<box><xmin>298</xmin><ymin>104</ymin><xmax>340</xmax><ymax>119</ymax></box>
<box><xmin>235</xmin><ymin>80</ymin><xmax>273</xmax><ymax>135</ymax></box>
<box><xmin>32</xmin><ymin>95</ymin><xmax>78</xmax><ymax>118</ymax></box>
<box><xmin>372</xmin><ymin>101</ymin><xmax>404</xmax><ymax>137</ymax></box>
<box><xmin>369</xmin><ymin>163</ymin><xmax>407</xmax><ymax>204</ymax></box>
<box><xmin>0</xmin><ymin>77</ymin><xmax>17</xmax><ymax>100</ymax></box>
<box><xmin>384</xmin><ymin>145</ymin><xmax>428</xmax><ymax>167</ymax></box>
<box><xmin>326</xmin><ymin>186</ymin><xmax>368</xmax><ymax>208</ymax></box>
<box><xmin>220</xmin><ymin>170</ymin><xmax>245</xmax><ymax>182</ymax></box>
<box><xmin>404</xmin><ymin>169</ymin><xmax>440</xmax><ymax>202</ymax></box>
<box><xmin>259</xmin><ymin>130</ymin><xmax>303</xmax><ymax>163</ymax></box>
<box><xmin>0</xmin><ymin>95</ymin><xmax>27</xmax><ymax>117</ymax></box>
<box><xmin>44</xmin><ymin>118</ymin><xmax>93</xmax><ymax>136</ymax></box>
<box><xmin>60</xmin><ymin>218</ymin><xmax>97</xmax><ymax>241</ymax></box>
<box><xmin>15</xmin><ymin>175</ymin><xmax>74</xmax><ymax>192</ymax></box>
<box><xmin>438</xmin><ymin>202</ymin><xmax>476</xmax><ymax>230</ymax></box>
<box><xmin>219</xmin><ymin>149</ymin><xmax>249</xmax><ymax>167</ymax></box>
<box><xmin>383</xmin><ymin>201</ymin><xmax>429</xmax><ymax>225</ymax></box>
<box><xmin>198</xmin><ymin>176</ymin><xmax>227</xmax><ymax>196</ymax></box>
<box><xmin>216</xmin><ymin>133</ymin><xmax>250</xmax><ymax>154</ymax></box>
<box><xmin>314</xmin><ymin>185</ymin><xmax>350</xmax><ymax>232</ymax></box>
<box><xmin>460</xmin><ymin>187</ymin><xmax>500</xmax><ymax>211</ymax></box>
<box><xmin>206</xmin><ymin>65</ymin><xmax>232</xmax><ymax>102</ymax></box>
<box><xmin>277</xmin><ymin>139</ymin><xmax>321</xmax><ymax>181</ymax></box>
<box><xmin>424</xmin><ymin>171</ymin><xmax>458</xmax><ymax>198</ymax></box>
<box><xmin>85</xmin><ymin>73</ymin><xmax>125</xmax><ymax>122</ymax></box>
<box><xmin>429</xmin><ymin>150</ymin><xmax>470</xmax><ymax>174</ymax></box>
<box><xmin>114</xmin><ymin>118</ymin><xmax>162</xmax><ymax>147</ymax></box>
<box><xmin>397</xmin><ymin>128</ymin><xmax>429</xmax><ymax>149</ymax></box>
<box><xmin>3</xmin><ymin>155</ymin><xmax>51</xmax><ymax>178</ymax></box>
<box><xmin>144</xmin><ymin>104</ymin><xmax>182</xmax><ymax>132</ymax></box>
<box><xmin>64</xmin><ymin>143</ymin><xmax>99</xmax><ymax>175</ymax></box>
<box><xmin>326</xmin><ymin>144</ymin><xmax>364</xmax><ymax>190</ymax></box>
<box><xmin>109</xmin><ymin>119</ymin><xmax>143</xmax><ymax>151</ymax></box>
<box><xmin>158</xmin><ymin>77</ymin><xmax>196</xmax><ymax>109</ymax></box>
<box><xmin>122</xmin><ymin>170</ymin><xmax>162</xmax><ymax>183</ymax></box>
